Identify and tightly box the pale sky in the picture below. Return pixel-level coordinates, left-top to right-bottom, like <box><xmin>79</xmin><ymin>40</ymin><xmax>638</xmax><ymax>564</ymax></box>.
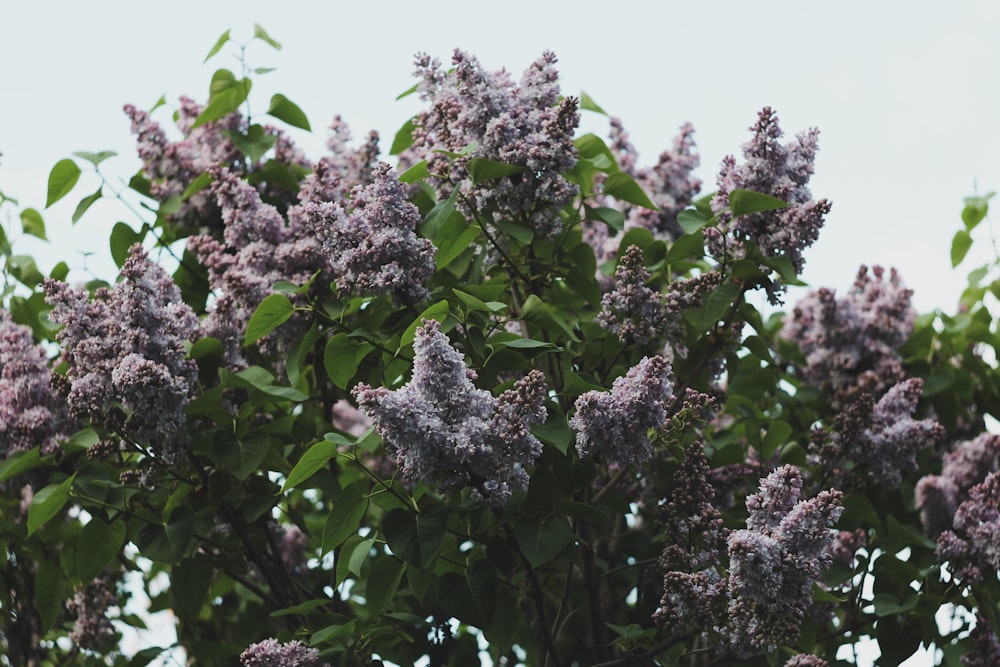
<box><xmin>2</xmin><ymin>2</ymin><xmax>998</xmax><ymax>664</ymax></box>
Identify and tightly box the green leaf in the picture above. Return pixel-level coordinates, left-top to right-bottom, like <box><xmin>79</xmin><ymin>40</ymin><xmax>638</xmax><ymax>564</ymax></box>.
<box><xmin>574</xmin><ymin>134</ymin><xmax>618</xmax><ymax>172</ymax></box>
<box><xmin>366</xmin><ymin>557</ymin><xmax>405</xmax><ymax>611</ymax></box>
<box><xmin>0</xmin><ymin>447</ymin><xmax>49</xmax><ymax>482</ymax></box>
<box><xmin>531</xmin><ymin>408</ymin><xmax>572</xmax><ymax>455</ymax></box>
<box><xmin>270</xmin><ymin>599</ymin><xmax>330</xmax><ymax>618</ymax></box>
<box><xmin>78</xmin><ymin>520</ymin><xmax>127</xmax><ymax>582</ymax></box>
<box><xmin>72</xmin><ymin>150</ymin><xmax>116</xmax><ymax>167</ymax></box>
<box><xmin>283</xmin><ymin>441</ymin><xmax>338</xmax><ymax>492</ymax></box>
<box><xmin>579</xmin><ymin>90</ymin><xmax>607</xmax><ymax>115</ymax></box>
<box><xmin>587</xmin><ymin>205</ymin><xmax>626</xmax><ymax>232</ymax></box>
<box><xmin>245</xmin><ymin>294</ymin><xmax>296</xmax><ymax>346</ymax></box>
<box><xmin>171</xmin><ymin>554</ymin><xmax>213</xmax><ymax>620</ymax></box>
<box><xmin>219</xmin><ymin>366</ymin><xmax>307</xmax><ymax>402</ymax></box>
<box><xmin>226</xmin><ymin>125</ymin><xmax>277</xmax><ymax>163</ymax></box>
<box><xmin>110</xmin><ymin>222</ymin><xmax>145</xmax><ymax>267</ymax></box>
<box><xmin>434</xmin><ymin>215</ymin><xmax>479</xmax><ymax>269</ymax></box>
<box><xmin>951</xmin><ymin>229</ymin><xmax>973</xmax><ymax>267</ymax></box>
<box><xmin>396</xmin><ymin>83</ymin><xmax>419</xmax><ymax>101</ymax></box>
<box><xmin>399</xmin><ymin>160</ymin><xmax>428</xmax><ymax>184</ymax></box>
<box><xmin>203</xmin><ymin>29</ymin><xmax>231</xmax><ymax>63</ymax></box>
<box><xmin>46</xmin><ymin>159</ymin><xmax>81</xmax><ymax>208</ymax></box>
<box><xmin>267</xmin><ymin>94</ymin><xmax>311</xmax><ymax>130</ymax></box>
<box><xmin>322</xmin><ymin>483</ymin><xmax>368</xmax><ymax>555</ymax></box>
<box><xmin>253</xmin><ymin>23</ymin><xmax>281</xmax><ymax>49</ymax></box>
<box><xmin>133</xmin><ymin>507</ymin><xmax>195</xmax><ymax>564</ymax></box>
<box><xmin>215</xmin><ymin>431</ymin><xmax>270</xmax><ymax>480</ymax></box>
<box><xmin>872</xmin><ymin>592</ymin><xmax>918</xmax><ymax>617</ymax></box>
<box><xmin>728</xmin><ymin>189</ymin><xmax>788</xmax><ymax>218</ymax></box>
<box><xmin>433</xmin><ymin>572</ymin><xmax>483</xmax><ymax>626</ymax></box>
<box><xmin>664</xmin><ymin>230</ymin><xmax>704</xmax><ymax>264</ymax></box>
<box><xmin>20</xmin><ymin>208</ymin><xmax>46</xmax><ymax>240</ymax></box>
<box><xmin>677</xmin><ymin>209</ymin><xmax>710</xmax><ymax>234</ymax></box>
<box><xmin>34</xmin><ymin>559</ymin><xmax>63</xmax><ymax>632</ymax></box>
<box><xmin>28</xmin><ymin>474</ymin><xmax>76</xmax><ymax>536</ymax></box>
<box><xmin>514</xmin><ymin>517</ymin><xmax>574</xmax><ymax>567</ymax></box>
<box><xmin>390</xmin><ymin>116</ymin><xmax>417</xmax><ymax>155</ymax></box>
<box><xmin>603</xmin><ymin>172</ymin><xmax>657</xmax><ymax>210</ymax></box>
<box><xmin>467</xmin><ymin>158</ymin><xmax>528</xmax><ymax>184</ymax></box>
<box><xmin>382</xmin><ymin>505</ymin><xmax>448</xmax><ymax>569</ymax></box>
<box><xmin>962</xmin><ymin>192</ymin><xmax>993</xmax><ymax>230</ymax></box>
<box><xmin>72</xmin><ymin>187</ymin><xmax>103</xmax><ymax>224</ymax></box>
<box><xmin>421</xmin><ymin>187</ymin><xmax>460</xmax><ymax>238</ymax></box>
<box><xmin>193</xmin><ymin>79</ymin><xmax>250</xmax><ymax>129</ymax></box>
<box><xmin>348</xmin><ymin>537</ymin><xmax>374</xmax><ymax>577</ymax></box>
<box><xmin>466</xmin><ymin>559</ymin><xmax>498</xmax><ymax>626</ymax></box>
<box><xmin>761</xmin><ymin>420</ymin><xmax>792</xmax><ymax>458</ymax></box>
<box><xmin>8</xmin><ymin>255</ymin><xmax>44</xmax><ymax>287</ymax></box>
<box><xmin>684</xmin><ymin>281</ymin><xmax>741</xmax><ymax>332</ymax></box>
<box><xmin>401</xmin><ymin>301</ymin><xmax>452</xmax><ymax>348</ymax></box>
<box><xmin>453</xmin><ymin>289</ymin><xmax>506</xmax><ymax>314</ymax></box>
<box><xmin>494</xmin><ymin>219</ymin><xmax>534</xmax><ymax>244</ymax></box>
<box><xmin>323</xmin><ymin>333</ymin><xmax>375</xmax><ymax>390</ymax></box>
<box><xmin>286</xmin><ymin>322</ymin><xmax>321</xmax><ymax>387</ymax></box>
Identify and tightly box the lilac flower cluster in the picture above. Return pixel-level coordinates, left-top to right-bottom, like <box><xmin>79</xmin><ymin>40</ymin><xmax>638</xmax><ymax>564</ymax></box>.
<box><xmin>597</xmin><ymin>245</ymin><xmax>665</xmax><ymax>344</ymax></box>
<box><xmin>583</xmin><ymin>120</ymin><xmax>701</xmax><ymax>266</ymax></box>
<box><xmin>43</xmin><ymin>245</ymin><xmax>199</xmax><ymax>462</ymax></box>
<box><xmin>961</xmin><ymin>617</ymin><xmax>1000</xmax><ymax>667</ymax></box>
<box><xmin>916</xmin><ymin>433</ymin><xmax>1000</xmax><ymax>535</ymax></box>
<box><xmin>570</xmin><ymin>355</ymin><xmax>673</xmax><ymax>465</ymax></box>
<box><xmin>936</xmin><ymin>471</ymin><xmax>1000</xmax><ymax>583</ymax></box>
<box><xmin>708</xmin><ymin>107</ymin><xmax>831</xmax><ymax>298</ymax></box>
<box><xmin>411</xmin><ymin>50</ymin><xmax>580</xmax><ymax>237</ymax></box>
<box><xmin>240</xmin><ymin>638</ymin><xmax>329</xmax><ymax>667</ymax></box>
<box><xmin>0</xmin><ymin>310</ymin><xmax>71</xmax><ymax>461</ymax></box>
<box><xmin>656</xmin><ymin>461</ymin><xmax>843</xmax><ymax>657</ymax></box>
<box><xmin>354</xmin><ymin>320</ymin><xmax>547</xmax><ymax>505</ymax></box>
<box><xmin>725</xmin><ymin>466</ymin><xmax>843</xmax><ymax>654</ymax></box>
<box><xmin>66</xmin><ymin>577</ymin><xmax>117</xmax><ymax>651</ymax></box>
<box><xmin>783</xmin><ymin>265</ymin><xmax>916</xmax><ymax>405</ymax></box>
<box><xmin>784</xmin><ymin>656</ymin><xmax>829</xmax><ymax>667</ymax></box>
<box><xmin>811</xmin><ymin>379</ymin><xmax>942</xmax><ymax>488</ymax></box>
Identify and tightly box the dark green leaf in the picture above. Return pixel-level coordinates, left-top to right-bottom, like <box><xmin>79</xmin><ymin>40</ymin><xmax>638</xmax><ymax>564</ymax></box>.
<box><xmin>245</xmin><ymin>294</ymin><xmax>295</xmax><ymax>346</ymax></box>
<box><xmin>421</xmin><ymin>187</ymin><xmax>460</xmax><ymax>239</ymax></box>
<box><xmin>267</xmin><ymin>94</ymin><xmax>311</xmax><ymax>130</ymax></box>
<box><xmin>72</xmin><ymin>187</ymin><xmax>103</xmax><ymax>224</ymax></box>
<box><xmin>34</xmin><ymin>559</ymin><xmax>63</xmax><ymax>632</ymax></box>
<box><xmin>433</xmin><ymin>213</ymin><xmax>478</xmax><ymax>269</ymax></box>
<box><xmin>390</xmin><ymin>116</ymin><xmax>417</xmax><ymax>155</ymax></box>
<box><xmin>0</xmin><ymin>447</ymin><xmax>49</xmax><ymax>482</ymax></box>
<box><xmin>203</xmin><ymin>29</ymin><xmax>231</xmax><ymax>63</ymax></box>
<box><xmin>382</xmin><ymin>505</ymin><xmax>448</xmax><ymax>569</ymax></box>
<box><xmin>322</xmin><ymin>483</ymin><xmax>368</xmax><ymax>555</ymax></box>
<box><xmin>467</xmin><ymin>559</ymin><xmax>498</xmax><ymax>626</ymax></box>
<box><xmin>664</xmin><ymin>230</ymin><xmax>704</xmax><ymax>264</ymax></box>
<box><xmin>494</xmin><ymin>219</ymin><xmax>534</xmax><ymax>244</ymax></box>
<box><xmin>951</xmin><ymin>230</ymin><xmax>972</xmax><ymax>267</ymax></box>
<box><xmin>226</xmin><ymin>126</ymin><xmax>278</xmax><ymax>163</ymax></box>
<box><xmin>453</xmin><ymin>289</ymin><xmax>505</xmax><ymax>314</ymax></box>
<box><xmin>172</xmin><ymin>554</ymin><xmax>213</xmax><ymax>621</ymax></box>
<box><xmin>193</xmin><ymin>81</ymin><xmax>250</xmax><ymax>129</ymax></box>
<box><xmin>323</xmin><ymin>333</ymin><xmax>375</xmax><ymax>389</ymax></box>
<box><xmin>531</xmin><ymin>408</ymin><xmax>572</xmax><ymax>454</ymax></box>
<box><xmin>728</xmin><ymin>189</ymin><xmax>788</xmax><ymax>218</ymax></box>
<box><xmin>133</xmin><ymin>507</ymin><xmax>195</xmax><ymax>564</ymax></box>
<box><xmin>574</xmin><ymin>134</ymin><xmax>618</xmax><ymax>172</ymax></box>
<box><xmin>348</xmin><ymin>537</ymin><xmax>374</xmax><ymax>576</ymax></box>
<box><xmin>270</xmin><ymin>599</ymin><xmax>330</xmax><ymax>618</ymax></box>
<box><xmin>20</xmin><ymin>208</ymin><xmax>46</xmax><ymax>240</ymax></box>
<box><xmin>743</xmin><ymin>335</ymin><xmax>773</xmax><ymax>362</ymax></box>
<box><xmin>78</xmin><ymin>520</ymin><xmax>127</xmax><ymax>582</ymax></box>
<box><xmin>216</xmin><ymin>431</ymin><xmax>270</xmax><ymax>480</ymax></box>
<box><xmin>46</xmin><ymin>158</ymin><xmax>81</xmax><ymax>208</ymax></box>
<box><xmin>399</xmin><ymin>160</ymin><xmax>428</xmax><ymax>184</ymax></box>
<box><xmin>286</xmin><ymin>322</ymin><xmax>321</xmax><ymax>387</ymax></box>
<box><xmin>110</xmin><ymin>222</ymin><xmax>145</xmax><ymax>268</ymax></box>
<box><xmin>684</xmin><ymin>281</ymin><xmax>741</xmax><ymax>332</ymax></box>
<box><xmin>467</xmin><ymin>158</ymin><xmax>528</xmax><ymax>184</ymax></box>
<box><xmin>219</xmin><ymin>366</ymin><xmax>307</xmax><ymax>402</ymax></box>
<box><xmin>253</xmin><ymin>23</ymin><xmax>281</xmax><ymax>50</ymax></box>
<box><xmin>604</xmin><ymin>172</ymin><xmax>657</xmax><ymax>210</ymax></box>
<box><xmin>587</xmin><ymin>205</ymin><xmax>625</xmax><ymax>232</ymax></box>
<box><xmin>366</xmin><ymin>557</ymin><xmax>405</xmax><ymax>611</ymax></box>
<box><xmin>433</xmin><ymin>572</ymin><xmax>482</xmax><ymax>626</ymax></box>
<box><xmin>514</xmin><ymin>517</ymin><xmax>574</xmax><ymax>567</ymax></box>
<box><xmin>28</xmin><ymin>474</ymin><xmax>75</xmax><ymax>536</ymax></box>
<box><xmin>962</xmin><ymin>192</ymin><xmax>993</xmax><ymax>230</ymax></box>
<box><xmin>282</xmin><ymin>441</ymin><xmax>338</xmax><ymax>492</ymax></box>
<box><xmin>872</xmin><ymin>592</ymin><xmax>919</xmax><ymax>617</ymax></box>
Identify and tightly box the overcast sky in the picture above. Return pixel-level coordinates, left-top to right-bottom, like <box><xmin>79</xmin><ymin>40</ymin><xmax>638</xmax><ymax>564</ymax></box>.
<box><xmin>3</xmin><ymin>1</ymin><xmax>1000</xmax><ymax>316</ymax></box>
<box><xmin>3</xmin><ymin>2</ymin><xmax>995</xmax><ymax>663</ymax></box>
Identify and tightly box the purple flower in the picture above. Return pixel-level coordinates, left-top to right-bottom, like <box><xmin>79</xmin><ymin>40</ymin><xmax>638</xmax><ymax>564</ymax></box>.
<box><xmin>917</xmin><ymin>433</ymin><xmax>1000</xmax><ymax>535</ymax></box>
<box><xmin>937</xmin><ymin>471</ymin><xmax>1000</xmax><ymax>583</ymax></box>
<box><xmin>570</xmin><ymin>355</ymin><xmax>672</xmax><ymax>465</ymax></box>
<box><xmin>784</xmin><ymin>656</ymin><xmax>828</xmax><ymax>667</ymax></box>
<box><xmin>725</xmin><ymin>465</ymin><xmax>843</xmax><ymax>654</ymax></box>
<box><xmin>354</xmin><ymin>320</ymin><xmax>547</xmax><ymax>505</ymax></box>
<box><xmin>66</xmin><ymin>577</ymin><xmax>118</xmax><ymax>651</ymax></box>
<box><xmin>43</xmin><ymin>244</ymin><xmax>198</xmax><ymax>462</ymax></box>
<box><xmin>707</xmin><ymin>107</ymin><xmax>831</xmax><ymax>301</ymax></box>
<box><xmin>0</xmin><ymin>310</ymin><xmax>71</xmax><ymax>461</ymax></box>
<box><xmin>411</xmin><ymin>50</ymin><xmax>579</xmax><ymax>237</ymax></box>
<box><xmin>597</xmin><ymin>245</ymin><xmax>665</xmax><ymax>344</ymax></box>
<box><xmin>961</xmin><ymin>616</ymin><xmax>1000</xmax><ymax>667</ymax></box>
<box><xmin>783</xmin><ymin>265</ymin><xmax>916</xmax><ymax>405</ymax></box>
<box><xmin>240</xmin><ymin>638</ymin><xmax>327</xmax><ymax>667</ymax></box>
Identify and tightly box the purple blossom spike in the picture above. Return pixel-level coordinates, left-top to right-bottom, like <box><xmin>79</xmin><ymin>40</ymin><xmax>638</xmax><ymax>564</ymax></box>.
<box><xmin>707</xmin><ymin>107</ymin><xmax>831</xmax><ymax>301</ymax></box>
<box><xmin>936</xmin><ymin>471</ymin><xmax>1000</xmax><ymax>584</ymax></box>
<box><xmin>354</xmin><ymin>320</ymin><xmax>547</xmax><ymax>505</ymax></box>
<box><xmin>783</xmin><ymin>265</ymin><xmax>916</xmax><ymax>405</ymax></box>
<box><xmin>597</xmin><ymin>245</ymin><xmax>665</xmax><ymax>344</ymax></box>
<box><xmin>570</xmin><ymin>355</ymin><xmax>673</xmax><ymax>465</ymax></box>
<box><xmin>411</xmin><ymin>50</ymin><xmax>579</xmax><ymax>237</ymax></box>
<box><xmin>66</xmin><ymin>577</ymin><xmax>118</xmax><ymax>651</ymax></box>
<box><xmin>725</xmin><ymin>465</ymin><xmax>843</xmax><ymax>655</ymax></box>
<box><xmin>240</xmin><ymin>638</ymin><xmax>328</xmax><ymax>667</ymax></box>
<box><xmin>0</xmin><ymin>310</ymin><xmax>71</xmax><ymax>461</ymax></box>
<box><xmin>961</xmin><ymin>616</ymin><xmax>1000</xmax><ymax>667</ymax></box>
<box><xmin>784</xmin><ymin>656</ymin><xmax>829</xmax><ymax>667</ymax></box>
<box><xmin>43</xmin><ymin>244</ymin><xmax>198</xmax><ymax>462</ymax></box>
<box><xmin>916</xmin><ymin>433</ymin><xmax>1000</xmax><ymax>535</ymax></box>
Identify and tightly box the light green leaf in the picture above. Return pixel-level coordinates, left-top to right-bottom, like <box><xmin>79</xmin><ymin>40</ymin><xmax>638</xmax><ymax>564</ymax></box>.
<box><xmin>390</xmin><ymin>116</ymin><xmax>417</xmax><ymax>155</ymax></box>
<box><xmin>322</xmin><ymin>483</ymin><xmax>368</xmax><ymax>555</ymax></box>
<box><xmin>579</xmin><ymin>90</ymin><xmax>607</xmax><ymax>115</ymax></box>
<box><xmin>433</xmin><ymin>213</ymin><xmax>478</xmax><ymax>269</ymax></box>
<box><xmin>267</xmin><ymin>94</ymin><xmax>311</xmax><ymax>130</ymax></box>
<box><xmin>46</xmin><ymin>159</ymin><xmax>81</xmax><ymax>208</ymax></box>
<box><xmin>245</xmin><ymin>294</ymin><xmax>295</xmax><ymax>346</ymax></box>
<box><xmin>399</xmin><ymin>160</ymin><xmax>428</xmax><ymax>184</ymax></box>
<box><xmin>0</xmin><ymin>447</ymin><xmax>49</xmax><ymax>482</ymax></box>
<box><xmin>951</xmin><ymin>229</ymin><xmax>973</xmax><ymax>267</ymax></box>
<box><xmin>348</xmin><ymin>537</ymin><xmax>375</xmax><ymax>577</ymax></box>
<box><xmin>72</xmin><ymin>187</ymin><xmax>103</xmax><ymax>224</ymax></box>
<box><xmin>110</xmin><ymin>222</ymin><xmax>145</xmax><ymax>267</ymax></box>
<box><xmin>203</xmin><ymin>29</ymin><xmax>231</xmax><ymax>63</ymax></box>
<box><xmin>323</xmin><ymin>333</ymin><xmax>375</xmax><ymax>389</ymax></box>
<box><xmin>603</xmin><ymin>172</ymin><xmax>657</xmax><ymax>210</ymax></box>
<box><xmin>20</xmin><ymin>208</ymin><xmax>46</xmax><ymax>240</ymax></box>
<box><xmin>72</xmin><ymin>150</ymin><xmax>116</xmax><ymax>167</ymax></box>
<box><xmin>467</xmin><ymin>158</ymin><xmax>528</xmax><ymax>184</ymax></box>
<box><xmin>282</xmin><ymin>441</ymin><xmax>339</xmax><ymax>492</ymax></box>
<box><xmin>28</xmin><ymin>474</ymin><xmax>76</xmax><ymax>536</ymax></box>
<box><xmin>587</xmin><ymin>205</ymin><xmax>625</xmax><ymax>232</ymax></box>
<box><xmin>677</xmin><ymin>209</ymin><xmax>710</xmax><ymax>234</ymax></box>
<box><xmin>253</xmin><ymin>23</ymin><xmax>282</xmax><ymax>50</ymax></box>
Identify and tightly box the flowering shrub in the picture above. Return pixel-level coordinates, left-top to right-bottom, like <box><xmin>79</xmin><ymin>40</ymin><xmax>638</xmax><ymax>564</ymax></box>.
<box><xmin>2</xmin><ymin>26</ymin><xmax>1000</xmax><ymax>667</ymax></box>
